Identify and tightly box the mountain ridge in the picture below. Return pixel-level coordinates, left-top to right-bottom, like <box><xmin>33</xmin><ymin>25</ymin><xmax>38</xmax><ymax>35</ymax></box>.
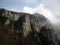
<box><xmin>0</xmin><ymin>8</ymin><xmax>58</xmax><ymax>45</ymax></box>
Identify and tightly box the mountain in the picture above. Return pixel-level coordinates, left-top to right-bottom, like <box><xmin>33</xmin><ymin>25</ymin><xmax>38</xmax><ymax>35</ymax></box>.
<box><xmin>53</xmin><ymin>25</ymin><xmax>60</xmax><ymax>39</ymax></box>
<box><xmin>0</xmin><ymin>8</ymin><xmax>58</xmax><ymax>45</ymax></box>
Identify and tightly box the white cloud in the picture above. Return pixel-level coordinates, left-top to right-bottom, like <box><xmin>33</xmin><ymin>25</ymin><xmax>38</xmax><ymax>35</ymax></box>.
<box><xmin>23</xmin><ymin>4</ymin><xmax>59</xmax><ymax>23</ymax></box>
<box><xmin>41</xmin><ymin>0</ymin><xmax>60</xmax><ymax>24</ymax></box>
<box><xmin>23</xmin><ymin>7</ymin><xmax>34</xmax><ymax>14</ymax></box>
<box><xmin>36</xmin><ymin>4</ymin><xmax>59</xmax><ymax>23</ymax></box>
<box><xmin>42</xmin><ymin>0</ymin><xmax>60</xmax><ymax>11</ymax></box>
<box><xmin>22</xmin><ymin>0</ymin><xmax>60</xmax><ymax>24</ymax></box>
<box><xmin>41</xmin><ymin>0</ymin><xmax>60</xmax><ymax>18</ymax></box>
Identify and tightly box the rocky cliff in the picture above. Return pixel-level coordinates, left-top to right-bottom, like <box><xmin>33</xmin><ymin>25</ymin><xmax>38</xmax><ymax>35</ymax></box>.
<box><xmin>0</xmin><ymin>8</ymin><xmax>58</xmax><ymax>45</ymax></box>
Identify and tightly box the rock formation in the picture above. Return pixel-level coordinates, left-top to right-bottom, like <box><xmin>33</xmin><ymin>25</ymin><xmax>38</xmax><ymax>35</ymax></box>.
<box><xmin>0</xmin><ymin>8</ymin><xmax>58</xmax><ymax>45</ymax></box>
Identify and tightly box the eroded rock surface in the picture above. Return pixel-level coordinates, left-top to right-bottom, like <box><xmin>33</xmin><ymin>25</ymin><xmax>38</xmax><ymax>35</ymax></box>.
<box><xmin>0</xmin><ymin>9</ymin><xmax>58</xmax><ymax>45</ymax></box>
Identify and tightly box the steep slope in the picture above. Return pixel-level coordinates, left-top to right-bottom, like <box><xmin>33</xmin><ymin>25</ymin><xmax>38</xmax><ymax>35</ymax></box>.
<box><xmin>0</xmin><ymin>9</ymin><xmax>58</xmax><ymax>45</ymax></box>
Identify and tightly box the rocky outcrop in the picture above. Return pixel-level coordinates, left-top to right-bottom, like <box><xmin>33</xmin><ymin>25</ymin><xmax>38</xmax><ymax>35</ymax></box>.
<box><xmin>0</xmin><ymin>9</ymin><xmax>58</xmax><ymax>45</ymax></box>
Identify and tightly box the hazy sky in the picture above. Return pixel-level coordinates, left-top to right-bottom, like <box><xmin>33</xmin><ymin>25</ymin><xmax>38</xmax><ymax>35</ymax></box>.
<box><xmin>0</xmin><ymin>0</ymin><xmax>60</xmax><ymax>25</ymax></box>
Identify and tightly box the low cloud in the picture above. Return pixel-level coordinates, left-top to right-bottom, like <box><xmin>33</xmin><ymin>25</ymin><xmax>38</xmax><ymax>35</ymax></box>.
<box><xmin>23</xmin><ymin>0</ymin><xmax>60</xmax><ymax>25</ymax></box>
<box><xmin>42</xmin><ymin>0</ymin><xmax>60</xmax><ymax>25</ymax></box>
<box><xmin>23</xmin><ymin>4</ymin><xmax>59</xmax><ymax>24</ymax></box>
<box><xmin>23</xmin><ymin>7</ymin><xmax>34</xmax><ymax>14</ymax></box>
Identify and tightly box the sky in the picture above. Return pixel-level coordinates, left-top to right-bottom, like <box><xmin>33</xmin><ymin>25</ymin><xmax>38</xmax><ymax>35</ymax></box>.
<box><xmin>0</xmin><ymin>0</ymin><xmax>60</xmax><ymax>26</ymax></box>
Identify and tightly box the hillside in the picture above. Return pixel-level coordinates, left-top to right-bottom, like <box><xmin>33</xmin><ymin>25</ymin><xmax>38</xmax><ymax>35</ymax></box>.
<box><xmin>0</xmin><ymin>8</ymin><xmax>58</xmax><ymax>45</ymax></box>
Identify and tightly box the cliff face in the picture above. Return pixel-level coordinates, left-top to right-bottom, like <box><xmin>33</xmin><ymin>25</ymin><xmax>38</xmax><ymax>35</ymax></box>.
<box><xmin>0</xmin><ymin>9</ymin><xmax>58</xmax><ymax>45</ymax></box>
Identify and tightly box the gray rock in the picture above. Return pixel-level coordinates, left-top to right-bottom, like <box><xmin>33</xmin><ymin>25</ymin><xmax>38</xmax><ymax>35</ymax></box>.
<box><xmin>0</xmin><ymin>8</ymin><xmax>58</xmax><ymax>45</ymax></box>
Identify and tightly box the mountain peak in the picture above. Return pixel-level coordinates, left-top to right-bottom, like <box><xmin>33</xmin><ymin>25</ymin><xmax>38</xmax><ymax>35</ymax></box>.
<box><xmin>0</xmin><ymin>8</ymin><xmax>58</xmax><ymax>45</ymax></box>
